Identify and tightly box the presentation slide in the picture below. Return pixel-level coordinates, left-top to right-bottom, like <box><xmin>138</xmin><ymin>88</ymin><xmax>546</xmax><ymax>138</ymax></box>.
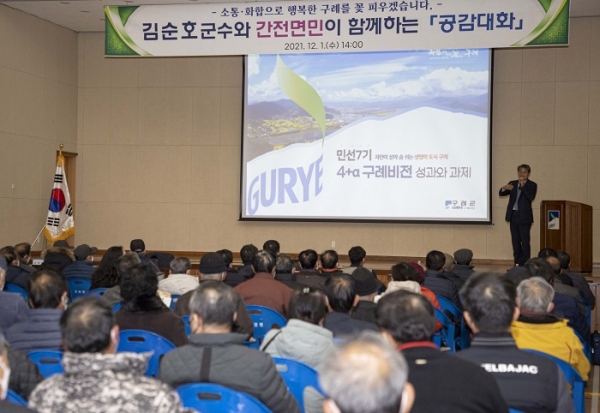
<box><xmin>241</xmin><ymin>49</ymin><xmax>492</xmax><ymax>222</ymax></box>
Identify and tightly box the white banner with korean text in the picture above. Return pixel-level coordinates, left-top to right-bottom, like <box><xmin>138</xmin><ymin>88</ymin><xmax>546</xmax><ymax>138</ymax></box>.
<box><xmin>105</xmin><ymin>0</ymin><xmax>569</xmax><ymax>57</ymax></box>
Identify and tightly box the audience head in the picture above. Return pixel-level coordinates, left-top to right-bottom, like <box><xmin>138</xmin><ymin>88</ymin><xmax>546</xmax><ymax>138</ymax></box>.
<box><xmin>408</xmin><ymin>262</ymin><xmax>426</xmax><ymax>283</ymax></box>
<box><xmin>324</xmin><ymin>273</ymin><xmax>357</xmax><ymax>313</ymax></box>
<box><xmin>505</xmin><ymin>266</ymin><xmax>532</xmax><ymax>287</ymax></box>
<box><xmin>537</xmin><ymin>248</ymin><xmax>558</xmax><ymax>259</ymax></box>
<box><xmin>14</xmin><ymin>242</ymin><xmax>32</xmax><ymax>264</ymax></box>
<box><xmin>40</xmin><ymin>246</ymin><xmax>74</xmax><ymax>273</ymax></box>
<box><xmin>443</xmin><ymin>253</ymin><xmax>455</xmax><ymax>272</ymax></box>
<box><xmin>251</xmin><ymin>250</ymin><xmax>276</xmax><ymax>275</ymax></box>
<box><xmin>454</xmin><ymin>248</ymin><xmax>473</xmax><ymax>266</ymax></box>
<box><xmin>117</xmin><ymin>252</ymin><xmax>141</xmax><ymax>278</ymax></box>
<box><xmin>376</xmin><ymin>290</ymin><xmax>435</xmax><ymax>344</ymax></box>
<box><xmin>299</xmin><ymin>249</ymin><xmax>318</xmax><ymax>270</ymax></box>
<box><xmin>120</xmin><ymin>264</ymin><xmax>159</xmax><ymax>305</ymax></box>
<box><xmin>29</xmin><ymin>269</ymin><xmax>69</xmax><ymax>309</ymax></box>
<box><xmin>0</xmin><ymin>246</ymin><xmax>19</xmax><ymax>267</ymax></box>
<box><xmin>348</xmin><ymin>246</ymin><xmax>366</xmax><ymax>266</ymax></box>
<box><xmin>524</xmin><ymin>258</ymin><xmax>553</xmax><ymax>283</ymax></box>
<box><xmin>263</xmin><ymin>240</ymin><xmax>280</xmax><ymax>257</ymax></box>
<box><xmin>517</xmin><ymin>277</ymin><xmax>555</xmax><ymax>313</ymax></box>
<box><xmin>60</xmin><ymin>297</ymin><xmax>117</xmax><ymax>354</ymax></box>
<box><xmin>545</xmin><ymin>256</ymin><xmax>562</xmax><ymax>277</ymax></box>
<box><xmin>169</xmin><ymin>257</ymin><xmax>191</xmax><ymax>275</ymax></box>
<box><xmin>289</xmin><ymin>287</ymin><xmax>328</xmax><ymax>325</ymax></box>
<box><xmin>320</xmin><ymin>250</ymin><xmax>339</xmax><ymax>270</ymax></box>
<box><xmin>320</xmin><ymin>331</ymin><xmax>414</xmax><ymax>413</ymax></box>
<box><xmin>351</xmin><ymin>267</ymin><xmax>382</xmax><ymax>300</ymax></box>
<box><xmin>276</xmin><ymin>254</ymin><xmax>295</xmax><ymax>274</ymax></box>
<box><xmin>425</xmin><ymin>250</ymin><xmax>445</xmax><ymax>272</ymax></box>
<box><xmin>390</xmin><ymin>262</ymin><xmax>423</xmax><ymax>288</ymax></box>
<box><xmin>216</xmin><ymin>249</ymin><xmax>234</xmax><ymax>268</ymax></box>
<box><xmin>240</xmin><ymin>244</ymin><xmax>259</xmax><ymax>265</ymax></box>
<box><xmin>460</xmin><ymin>272</ymin><xmax>518</xmax><ymax>334</ymax></box>
<box><xmin>130</xmin><ymin>239</ymin><xmax>146</xmax><ymax>254</ymax></box>
<box><xmin>188</xmin><ymin>280</ymin><xmax>238</xmax><ymax>332</ymax></box>
<box><xmin>199</xmin><ymin>253</ymin><xmax>227</xmax><ymax>281</ymax></box>
<box><xmin>92</xmin><ymin>246</ymin><xmax>125</xmax><ymax>288</ymax></box>
<box><xmin>556</xmin><ymin>250</ymin><xmax>571</xmax><ymax>270</ymax></box>
<box><xmin>74</xmin><ymin>244</ymin><xmax>98</xmax><ymax>262</ymax></box>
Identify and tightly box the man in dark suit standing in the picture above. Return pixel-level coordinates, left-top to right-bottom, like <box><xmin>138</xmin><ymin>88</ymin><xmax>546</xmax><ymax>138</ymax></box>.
<box><xmin>500</xmin><ymin>164</ymin><xmax>537</xmax><ymax>266</ymax></box>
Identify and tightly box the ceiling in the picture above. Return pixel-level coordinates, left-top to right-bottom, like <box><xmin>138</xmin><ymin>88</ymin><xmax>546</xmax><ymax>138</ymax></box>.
<box><xmin>2</xmin><ymin>0</ymin><xmax>600</xmax><ymax>33</ymax></box>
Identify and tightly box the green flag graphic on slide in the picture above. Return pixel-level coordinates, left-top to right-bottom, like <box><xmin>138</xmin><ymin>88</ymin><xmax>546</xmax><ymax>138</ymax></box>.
<box><xmin>275</xmin><ymin>56</ymin><xmax>327</xmax><ymax>145</ymax></box>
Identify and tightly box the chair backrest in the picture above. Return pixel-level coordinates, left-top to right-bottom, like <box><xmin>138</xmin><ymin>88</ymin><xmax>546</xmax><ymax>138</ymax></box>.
<box><xmin>509</xmin><ymin>410</ymin><xmax>525</xmax><ymax>413</ymax></box>
<box><xmin>4</xmin><ymin>283</ymin><xmax>28</xmax><ymax>302</ymax></box>
<box><xmin>177</xmin><ymin>383</ymin><xmax>271</xmax><ymax>413</ymax></box>
<box><xmin>246</xmin><ymin>305</ymin><xmax>287</xmax><ymax>345</ymax></box>
<box><xmin>86</xmin><ymin>288</ymin><xmax>108</xmax><ymax>298</ymax></box>
<box><xmin>523</xmin><ymin>349</ymin><xmax>585</xmax><ymax>413</ymax></box>
<box><xmin>28</xmin><ymin>350</ymin><xmax>65</xmax><ymax>378</ymax></box>
<box><xmin>112</xmin><ymin>302</ymin><xmax>122</xmax><ymax>312</ymax></box>
<box><xmin>433</xmin><ymin>307</ymin><xmax>457</xmax><ymax>352</ymax></box>
<box><xmin>181</xmin><ymin>315</ymin><xmax>191</xmax><ymax>336</ymax></box>
<box><xmin>67</xmin><ymin>277</ymin><xmax>92</xmax><ymax>300</ymax></box>
<box><xmin>6</xmin><ymin>389</ymin><xmax>27</xmax><ymax>406</ymax></box>
<box><xmin>435</xmin><ymin>295</ymin><xmax>469</xmax><ymax>349</ymax></box>
<box><xmin>272</xmin><ymin>357</ymin><xmax>322</xmax><ymax>413</ymax></box>
<box><xmin>170</xmin><ymin>294</ymin><xmax>181</xmax><ymax>311</ymax></box>
<box><xmin>116</xmin><ymin>329</ymin><xmax>176</xmax><ymax>377</ymax></box>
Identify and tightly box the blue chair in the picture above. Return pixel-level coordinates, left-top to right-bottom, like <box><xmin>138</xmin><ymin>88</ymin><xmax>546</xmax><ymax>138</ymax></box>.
<box><xmin>170</xmin><ymin>294</ymin><xmax>181</xmax><ymax>311</ymax></box>
<box><xmin>177</xmin><ymin>383</ymin><xmax>271</xmax><ymax>413</ymax></box>
<box><xmin>509</xmin><ymin>410</ymin><xmax>525</xmax><ymax>413</ymax></box>
<box><xmin>246</xmin><ymin>305</ymin><xmax>287</xmax><ymax>345</ymax></box>
<box><xmin>523</xmin><ymin>349</ymin><xmax>585</xmax><ymax>413</ymax></box>
<box><xmin>436</xmin><ymin>295</ymin><xmax>469</xmax><ymax>349</ymax></box>
<box><xmin>28</xmin><ymin>350</ymin><xmax>64</xmax><ymax>378</ymax></box>
<box><xmin>432</xmin><ymin>307</ymin><xmax>457</xmax><ymax>353</ymax></box>
<box><xmin>86</xmin><ymin>288</ymin><xmax>108</xmax><ymax>297</ymax></box>
<box><xmin>67</xmin><ymin>277</ymin><xmax>92</xmax><ymax>300</ymax></box>
<box><xmin>117</xmin><ymin>330</ymin><xmax>175</xmax><ymax>377</ymax></box>
<box><xmin>112</xmin><ymin>302</ymin><xmax>122</xmax><ymax>312</ymax></box>
<box><xmin>6</xmin><ymin>389</ymin><xmax>27</xmax><ymax>406</ymax></box>
<box><xmin>574</xmin><ymin>330</ymin><xmax>592</xmax><ymax>363</ymax></box>
<box><xmin>181</xmin><ymin>315</ymin><xmax>191</xmax><ymax>336</ymax></box>
<box><xmin>272</xmin><ymin>357</ymin><xmax>323</xmax><ymax>413</ymax></box>
<box><xmin>4</xmin><ymin>283</ymin><xmax>28</xmax><ymax>302</ymax></box>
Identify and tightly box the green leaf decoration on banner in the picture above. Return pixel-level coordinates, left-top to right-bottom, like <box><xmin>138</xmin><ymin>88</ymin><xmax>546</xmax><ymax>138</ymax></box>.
<box><xmin>512</xmin><ymin>0</ymin><xmax>569</xmax><ymax>46</ymax></box>
<box><xmin>275</xmin><ymin>56</ymin><xmax>327</xmax><ymax>145</ymax></box>
<box><xmin>104</xmin><ymin>6</ymin><xmax>152</xmax><ymax>56</ymax></box>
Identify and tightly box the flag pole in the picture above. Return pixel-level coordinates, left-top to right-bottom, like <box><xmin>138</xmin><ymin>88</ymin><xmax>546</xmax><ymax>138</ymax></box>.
<box><xmin>31</xmin><ymin>226</ymin><xmax>45</xmax><ymax>247</ymax></box>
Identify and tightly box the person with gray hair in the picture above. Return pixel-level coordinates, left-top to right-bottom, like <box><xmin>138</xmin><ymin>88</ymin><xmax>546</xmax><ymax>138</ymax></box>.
<box><xmin>319</xmin><ymin>331</ymin><xmax>415</xmax><ymax>413</ymax></box>
<box><xmin>159</xmin><ymin>281</ymin><xmax>300</xmax><ymax>413</ymax></box>
<box><xmin>512</xmin><ymin>276</ymin><xmax>590</xmax><ymax>381</ymax></box>
<box><xmin>158</xmin><ymin>257</ymin><xmax>198</xmax><ymax>295</ymax></box>
<box><xmin>274</xmin><ymin>254</ymin><xmax>304</xmax><ymax>290</ymax></box>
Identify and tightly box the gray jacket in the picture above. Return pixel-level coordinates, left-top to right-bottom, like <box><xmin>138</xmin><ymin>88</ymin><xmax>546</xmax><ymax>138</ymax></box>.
<box><xmin>29</xmin><ymin>352</ymin><xmax>190</xmax><ymax>413</ymax></box>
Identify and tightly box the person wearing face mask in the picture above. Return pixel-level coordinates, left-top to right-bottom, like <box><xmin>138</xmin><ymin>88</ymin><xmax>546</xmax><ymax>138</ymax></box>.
<box><xmin>29</xmin><ymin>297</ymin><xmax>190</xmax><ymax>413</ymax></box>
<box><xmin>5</xmin><ymin>269</ymin><xmax>68</xmax><ymax>351</ymax></box>
<box><xmin>0</xmin><ymin>335</ymin><xmax>38</xmax><ymax>412</ymax></box>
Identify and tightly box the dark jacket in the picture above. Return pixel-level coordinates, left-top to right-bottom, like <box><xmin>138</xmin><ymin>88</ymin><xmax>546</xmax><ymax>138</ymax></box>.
<box><xmin>295</xmin><ymin>269</ymin><xmax>327</xmax><ymax>291</ymax></box>
<box><xmin>563</xmin><ymin>269</ymin><xmax>595</xmax><ymax>309</ymax></box>
<box><xmin>237</xmin><ymin>264</ymin><xmax>254</xmax><ymax>279</ymax></box>
<box><xmin>0</xmin><ymin>291</ymin><xmax>29</xmax><ymax>332</ymax></box>
<box><xmin>159</xmin><ymin>333</ymin><xmax>300</xmax><ymax>413</ymax></box>
<box><xmin>6</xmin><ymin>265</ymin><xmax>31</xmax><ymax>292</ymax></box>
<box><xmin>455</xmin><ymin>333</ymin><xmax>574</xmax><ymax>413</ymax></box>
<box><xmin>500</xmin><ymin>179</ymin><xmax>537</xmax><ymax>223</ymax></box>
<box><xmin>115</xmin><ymin>305</ymin><xmax>188</xmax><ymax>347</ymax></box>
<box><xmin>400</xmin><ymin>342</ymin><xmax>508</xmax><ymax>413</ymax></box>
<box><xmin>5</xmin><ymin>308</ymin><xmax>63</xmax><ymax>351</ymax></box>
<box><xmin>351</xmin><ymin>301</ymin><xmax>376</xmax><ymax>324</ymax></box>
<box><xmin>451</xmin><ymin>264</ymin><xmax>475</xmax><ymax>281</ymax></box>
<box><xmin>224</xmin><ymin>267</ymin><xmax>247</xmax><ymax>288</ymax></box>
<box><xmin>7</xmin><ymin>346</ymin><xmax>43</xmax><ymax>400</ymax></box>
<box><xmin>422</xmin><ymin>270</ymin><xmax>462</xmax><ymax>309</ymax></box>
<box><xmin>62</xmin><ymin>261</ymin><xmax>95</xmax><ymax>279</ymax></box>
<box><xmin>274</xmin><ymin>273</ymin><xmax>305</xmax><ymax>290</ymax></box>
<box><xmin>323</xmin><ymin>311</ymin><xmax>378</xmax><ymax>338</ymax></box>
<box><xmin>552</xmin><ymin>292</ymin><xmax>589</xmax><ymax>341</ymax></box>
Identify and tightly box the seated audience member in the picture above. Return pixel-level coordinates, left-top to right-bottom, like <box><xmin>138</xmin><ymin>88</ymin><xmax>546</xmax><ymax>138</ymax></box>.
<box><xmin>116</xmin><ymin>264</ymin><xmax>187</xmax><ymax>347</ymax></box>
<box><xmin>296</xmin><ymin>249</ymin><xmax>327</xmax><ymax>291</ymax></box>
<box><xmin>323</xmin><ymin>274</ymin><xmax>377</xmax><ymax>338</ymax></box>
<box><xmin>14</xmin><ymin>243</ymin><xmax>36</xmax><ymax>275</ymax></box>
<box><xmin>341</xmin><ymin>246</ymin><xmax>378</xmax><ymax>278</ymax></box>
<box><xmin>456</xmin><ymin>273</ymin><xmax>574</xmax><ymax>413</ymax></box>
<box><xmin>0</xmin><ymin>257</ymin><xmax>29</xmax><ymax>332</ymax></box>
<box><xmin>6</xmin><ymin>341</ymin><xmax>43</xmax><ymax>401</ymax></box>
<box><xmin>452</xmin><ymin>248</ymin><xmax>476</xmax><ymax>281</ymax></box>
<box><xmin>319</xmin><ymin>331</ymin><xmax>415</xmax><ymax>413</ymax></box>
<box><xmin>557</xmin><ymin>250</ymin><xmax>595</xmax><ymax>309</ymax></box>
<box><xmin>319</xmin><ymin>250</ymin><xmax>343</xmax><ymax>276</ymax></box>
<box><xmin>504</xmin><ymin>266</ymin><xmax>532</xmax><ymax>287</ymax></box>
<box><xmin>442</xmin><ymin>252</ymin><xmax>465</xmax><ymax>288</ymax></box>
<box><xmin>173</xmin><ymin>252</ymin><xmax>253</xmax><ymax>338</ymax></box>
<box><xmin>6</xmin><ymin>269</ymin><xmax>68</xmax><ymax>351</ymax></box>
<box><xmin>380</xmin><ymin>262</ymin><xmax>442</xmax><ymax>331</ymax></box>
<box><xmin>40</xmin><ymin>245</ymin><xmax>74</xmax><ymax>274</ymax></box>
<box><xmin>130</xmin><ymin>239</ymin><xmax>161</xmax><ymax>275</ymax></box>
<box><xmin>376</xmin><ymin>290</ymin><xmax>508</xmax><ymax>413</ymax></box>
<box><xmin>159</xmin><ymin>281</ymin><xmax>299</xmax><ymax>413</ymax></box>
<box><xmin>103</xmin><ymin>252</ymin><xmax>140</xmax><ymax>305</ymax></box>
<box><xmin>90</xmin><ymin>246</ymin><xmax>125</xmax><ymax>290</ymax></box>
<box><xmin>0</xmin><ymin>335</ymin><xmax>38</xmax><ymax>413</ymax></box>
<box><xmin>62</xmin><ymin>244</ymin><xmax>98</xmax><ymax>279</ymax></box>
<box><xmin>524</xmin><ymin>258</ymin><xmax>589</xmax><ymax>341</ymax></box>
<box><xmin>29</xmin><ymin>297</ymin><xmax>189</xmax><ymax>413</ymax></box>
<box><xmin>350</xmin><ymin>267</ymin><xmax>383</xmax><ymax>324</ymax></box>
<box><xmin>261</xmin><ymin>287</ymin><xmax>334</xmax><ymax>367</ymax></box>
<box><xmin>234</xmin><ymin>251</ymin><xmax>294</xmax><ymax>317</ymax></box>
<box><xmin>274</xmin><ymin>254</ymin><xmax>304</xmax><ymax>290</ymax></box>
<box><xmin>545</xmin><ymin>255</ymin><xmax>588</xmax><ymax>315</ymax></box>
<box><xmin>539</xmin><ymin>249</ymin><xmax>574</xmax><ymax>287</ymax></box>
<box><xmin>237</xmin><ymin>244</ymin><xmax>258</xmax><ymax>279</ymax></box>
<box><xmin>217</xmin><ymin>249</ymin><xmax>245</xmax><ymax>288</ymax></box>
<box><xmin>512</xmin><ymin>277</ymin><xmax>590</xmax><ymax>381</ymax></box>
<box><xmin>263</xmin><ymin>239</ymin><xmax>281</xmax><ymax>257</ymax></box>
<box><xmin>158</xmin><ymin>257</ymin><xmax>198</xmax><ymax>295</ymax></box>
<box><xmin>2</xmin><ymin>246</ymin><xmax>30</xmax><ymax>292</ymax></box>
<box><xmin>422</xmin><ymin>250</ymin><xmax>462</xmax><ymax>309</ymax></box>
